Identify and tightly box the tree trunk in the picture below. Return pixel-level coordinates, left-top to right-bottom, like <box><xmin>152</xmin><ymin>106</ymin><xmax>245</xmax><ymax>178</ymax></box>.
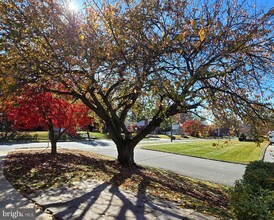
<box><xmin>50</xmin><ymin>139</ymin><xmax>57</xmax><ymax>156</ymax></box>
<box><xmin>109</xmin><ymin>117</ymin><xmax>165</xmax><ymax>167</ymax></box>
<box><xmin>86</xmin><ymin>128</ymin><xmax>90</xmax><ymax>140</ymax></box>
<box><xmin>117</xmin><ymin>144</ymin><xmax>136</xmax><ymax>167</ymax></box>
<box><xmin>48</xmin><ymin>125</ymin><xmax>57</xmax><ymax>156</ymax></box>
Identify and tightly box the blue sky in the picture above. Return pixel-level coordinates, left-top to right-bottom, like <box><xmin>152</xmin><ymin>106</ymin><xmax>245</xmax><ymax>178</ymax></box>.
<box><xmin>71</xmin><ymin>0</ymin><xmax>273</xmax><ymax>12</ymax></box>
<box><xmin>258</xmin><ymin>0</ymin><xmax>274</xmax><ymax>10</ymax></box>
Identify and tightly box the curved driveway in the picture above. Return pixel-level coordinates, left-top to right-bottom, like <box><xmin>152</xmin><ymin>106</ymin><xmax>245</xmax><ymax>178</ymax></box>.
<box><xmin>0</xmin><ymin>139</ymin><xmax>246</xmax><ymax>186</ymax></box>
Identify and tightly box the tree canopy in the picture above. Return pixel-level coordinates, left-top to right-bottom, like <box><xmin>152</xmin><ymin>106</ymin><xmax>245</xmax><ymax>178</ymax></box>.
<box><xmin>4</xmin><ymin>85</ymin><xmax>93</xmax><ymax>154</ymax></box>
<box><xmin>0</xmin><ymin>0</ymin><xmax>273</xmax><ymax>165</ymax></box>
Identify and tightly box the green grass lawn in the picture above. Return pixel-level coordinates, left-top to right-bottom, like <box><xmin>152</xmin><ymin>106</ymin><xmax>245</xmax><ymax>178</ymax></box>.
<box><xmin>0</xmin><ymin>131</ymin><xmax>109</xmax><ymax>141</ymax></box>
<box><xmin>0</xmin><ymin>131</ymin><xmax>49</xmax><ymax>141</ymax></box>
<box><xmin>142</xmin><ymin>140</ymin><xmax>266</xmax><ymax>164</ymax></box>
<box><xmin>77</xmin><ymin>131</ymin><xmax>109</xmax><ymax>139</ymax></box>
<box><xmin>27</xmin><ymin>131</ymin><xmax>49</xmax><ymax>141</ymax></box>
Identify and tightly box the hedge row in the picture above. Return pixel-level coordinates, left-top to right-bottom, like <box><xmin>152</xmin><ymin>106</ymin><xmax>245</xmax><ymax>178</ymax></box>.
<box><xmin>229</xmin><ymin>161</ymin><xmax>274</xmax><ymax>220</ymax></box>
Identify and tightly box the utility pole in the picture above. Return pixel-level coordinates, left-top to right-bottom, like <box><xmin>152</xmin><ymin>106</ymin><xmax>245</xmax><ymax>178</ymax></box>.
<box><xmin>171</xmin><ymin>122</ymin><xmax>173</xmax><ymax>142</ymax></box>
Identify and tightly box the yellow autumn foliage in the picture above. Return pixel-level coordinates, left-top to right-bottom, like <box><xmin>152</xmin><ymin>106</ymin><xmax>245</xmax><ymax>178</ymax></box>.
<box><xmin>79</xmin><ymin>34</ymin><xmax>85</xmax><ymax>41</ymax></box>
<box><xmin>198</xmin><ymin>28</ymin><xmax>206</xmax><ymax>42</ymax></box>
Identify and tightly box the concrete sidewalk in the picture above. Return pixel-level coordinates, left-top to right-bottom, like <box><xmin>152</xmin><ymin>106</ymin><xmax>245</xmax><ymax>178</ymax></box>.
<box><xmin>0</xmin><ymin>150</ymin><xmax>218</xmax><ymax>220</ymax></box>
<box><xmin>29</xmin><ymin>178</ymin><xmax>218</xmax><ymax>220</ymax></box>
<box><xmin>0</xmin><ymin>151</ymin><xmax>53</xmax><ymax>219</ymax></box>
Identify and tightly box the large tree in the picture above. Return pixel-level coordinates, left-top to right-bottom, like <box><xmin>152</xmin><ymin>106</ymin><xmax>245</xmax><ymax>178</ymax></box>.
<box><xmin>0</xmin><ymin>0</ymin><xmax>273</xmax><ymax>166</ymax></box>
<box><xmin>5</xmin><ymin>86</ymin><xmax>93</xmax><ymax>155</ymax></box>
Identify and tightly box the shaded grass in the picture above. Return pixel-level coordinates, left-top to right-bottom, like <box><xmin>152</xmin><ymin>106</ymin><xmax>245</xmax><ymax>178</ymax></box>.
<box><xmin>4</xmin><ymin>149</ymin><xmax>233</xmax><ymax>219</ymax></box>
<box><xmin>0</xmin><ymin>131</ymin><xmax>109</xmax><ymax>142</ymax></box>
<box><xmin>27</xmin><ymin>131</ymin><xmax>49</xmax><ymax>141</ymax></box>
<box><xmin>142</xmin><ymin>140</ymin><xmax>265</xmax><ymax>164</ymax></box>
<box><xmin>77</xmin><ymin>131</ymin><xmax>109</xmax><ymax>139</ymax></box>
<box><xmin>155</xmin><ymin>134</ymin><xmax>185</xmax><ymax>140</ymax></box>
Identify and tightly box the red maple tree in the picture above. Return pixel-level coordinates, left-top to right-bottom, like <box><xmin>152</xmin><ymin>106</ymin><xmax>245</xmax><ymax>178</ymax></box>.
<box><xmin>182</xmin><ymin>119</ymin><xmax>204</xmax><ymax>137</ymax></box>
<box><xmin>5</xmin><ymin>86</ymin><xmax>93</xmax><ymax>155</ymax></box>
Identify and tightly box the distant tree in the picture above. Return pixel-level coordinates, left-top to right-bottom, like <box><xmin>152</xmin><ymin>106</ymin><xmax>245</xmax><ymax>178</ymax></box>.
<box><xmin>179</xmin><ymin>113</ymin><xmax>194</xmax><ymax>124</ymax></box>
<box><xmin>159</xmin><ymin>120</ymin><xmax>171</xmax><ymax>133</ymax></box>
<box><xmin>212</xmin><ymin>113</ymin><xmax>240</xmax><ymax>138</ymax></box>
<box><xmin>5</xmin><ymin>86</ymin><xmax>93</xmax><ymax>155</ymax></box>
<box><xmin>238</xmin><ymin>121</ymin><xmax>268</xmax><ymax>144</ymax></box>
<box><xmin>182</xmin><ymin>119</ymin><xmax>204</xmax><ymax>137</ymax></box>
<box><xmin>202</xmin><ymin>124</ymin><xmax>214</xmax><ymax>137</ymax></box>
<box><xmin>160</xmin><ymin>114</ymin><xmax>179</xmax><ymax>134</ymax></box>
<box><xmin>1</xmin><ymin>0</ymin><xmax>273</xmax><ymax>166</ymax></box>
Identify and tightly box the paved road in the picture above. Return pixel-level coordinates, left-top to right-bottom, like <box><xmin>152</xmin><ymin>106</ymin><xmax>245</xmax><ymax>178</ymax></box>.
<box><xmin>0</xmin><ymin>140</ymin><xmax>246</xmax><ymax>186</ymax></box>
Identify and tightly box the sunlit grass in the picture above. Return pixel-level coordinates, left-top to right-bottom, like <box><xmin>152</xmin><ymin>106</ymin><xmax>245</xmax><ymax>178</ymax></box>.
<box><xmin>142</xmin><ymin>140</ymin><xmax>266</xmax><ymax>164</ymax></box>
<box><xmin>78</xmin><ymin>131</ymin><xmax>109</xmax><ymax>139</ymax></box>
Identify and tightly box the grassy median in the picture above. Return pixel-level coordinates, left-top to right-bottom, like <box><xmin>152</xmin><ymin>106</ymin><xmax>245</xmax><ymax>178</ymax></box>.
<box><xmin>141</xmin><ymin>140</ymin><xmax>266</xmax><ymax>164</ymax></box>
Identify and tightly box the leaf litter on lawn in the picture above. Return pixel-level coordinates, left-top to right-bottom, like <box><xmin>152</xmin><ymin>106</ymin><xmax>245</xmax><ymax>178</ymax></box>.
<box><xmin>3</xmin><ymin>149</ymin><xmax>233</xmax><ymax>219</ymax></box>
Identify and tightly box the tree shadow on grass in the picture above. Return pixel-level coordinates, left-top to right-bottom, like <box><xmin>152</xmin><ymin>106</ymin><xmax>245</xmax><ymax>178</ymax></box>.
<box><xmin>4</xmin><ymin>149</ymin><xmax>228</xmax><ymax>219</ymax></box>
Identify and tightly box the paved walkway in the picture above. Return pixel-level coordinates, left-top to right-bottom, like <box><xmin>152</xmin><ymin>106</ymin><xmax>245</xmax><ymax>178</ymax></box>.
<box><xmin>0</xmin><ymin>151</ymin><xmax>53</xmax><ymax>219</ymax></box>
<box><xmin>29</xmin><ymin>179</ymin><xmax>218</xmax><ymax>220</ymax></box>
<box><xmin>0</xmin><ymin>150</ymin><xmax>218</xmax><ymax>220</ymax></box>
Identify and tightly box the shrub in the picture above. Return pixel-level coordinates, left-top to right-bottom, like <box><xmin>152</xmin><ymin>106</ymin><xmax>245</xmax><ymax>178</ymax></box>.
<box><xmin>229</xmin><ymin>180</ymin><xmax>274</xmax><ymax>220</ymax></box>
<box><xmin>238</xmin><ymin>133</ymin><xmax>246</xmax><ymax>141</ymax></box>
<box><xmin>229</xmin><ymin>161</ymin><xmax>274</xmax><ymax>220</ymax></box>
<box><xmin>243</xmin><ymin>160</ymin><xmax>274</xmax><ymax>190</ymax></box>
